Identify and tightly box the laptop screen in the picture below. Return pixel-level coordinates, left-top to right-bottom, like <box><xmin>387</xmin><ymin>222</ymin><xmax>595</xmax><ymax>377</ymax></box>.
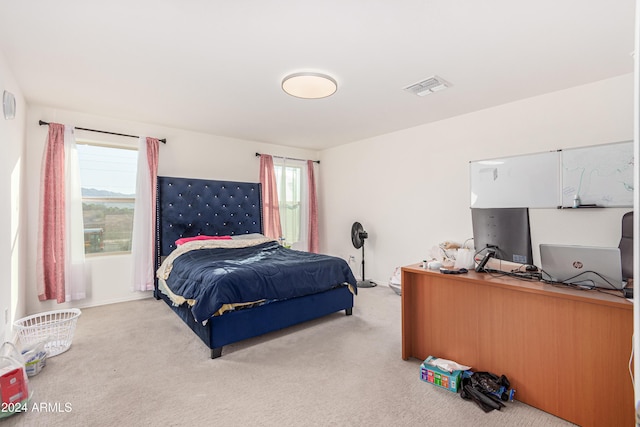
<box><xmin>539</xmin><ymin>244</ymin><xmax>623</xmax><ymax>290</ymax></box>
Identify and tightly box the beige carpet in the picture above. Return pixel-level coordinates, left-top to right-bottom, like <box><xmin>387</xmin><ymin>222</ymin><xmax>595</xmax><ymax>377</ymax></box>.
<box><xmin>3</xmin><ymin>285</ymin><xmax>575</xmax><ymax>426</ymax></box>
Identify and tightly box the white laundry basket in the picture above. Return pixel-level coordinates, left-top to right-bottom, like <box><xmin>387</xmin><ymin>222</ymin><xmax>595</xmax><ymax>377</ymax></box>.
<box><xmin>13</xmin><ymin>309</ymin><xmax>81</xmax><ymax>357</ymax></box>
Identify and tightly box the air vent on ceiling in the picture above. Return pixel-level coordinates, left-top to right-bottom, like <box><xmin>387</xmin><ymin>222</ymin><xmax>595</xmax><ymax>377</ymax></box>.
<box><xmin>404</xmin><ymin>76</ymin><xmax>451</xmax><ymax>96</ymax></box>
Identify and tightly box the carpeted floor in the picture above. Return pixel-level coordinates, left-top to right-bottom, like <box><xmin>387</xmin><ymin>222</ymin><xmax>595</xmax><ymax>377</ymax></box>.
<box><xmin>2</xmin><ymin>285</ymin><xmax>575</xmax><ymax>426</ymax></box>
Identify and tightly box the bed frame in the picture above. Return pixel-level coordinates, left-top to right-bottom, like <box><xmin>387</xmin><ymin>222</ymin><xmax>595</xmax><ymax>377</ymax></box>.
<box><xmin>154</xmin><ymin>176</ymin><xmax>354</xmax><ymax>358</ymax></box>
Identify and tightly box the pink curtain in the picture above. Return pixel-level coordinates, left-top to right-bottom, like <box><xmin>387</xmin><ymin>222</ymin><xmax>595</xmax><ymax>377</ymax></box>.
<box><xmin>259</xmin><ymin>154</ymin><xmax>282</xmax><ymax>240</ymax></box>
<box><xmin>37</xmin><ymin>123</ymin><xmax>66</xmax><ymax>302</ymax></box>
<box><xmin>131</xmin><ymin>137</ymin><xmax>159</xmax><ymax>291</ymax></box>
<box><xmin>307</xmin><ymin>160</ymin><xmax>319</xmax><ymax>253</ymax></box>
<box><xmin>147</xmin><ymin>137</ymin><xmax>159</xmax><ymax>250</ymax></box>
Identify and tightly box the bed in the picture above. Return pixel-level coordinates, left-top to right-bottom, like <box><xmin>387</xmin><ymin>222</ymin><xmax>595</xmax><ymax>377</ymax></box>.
<box><xmin>154</xmin><ymin>175</ymin><xmax>356</xmax><ymax>358</ymax></box>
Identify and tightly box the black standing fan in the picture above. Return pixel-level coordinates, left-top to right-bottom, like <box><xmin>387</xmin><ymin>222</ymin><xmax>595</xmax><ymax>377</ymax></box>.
<box><xmin>351</xmin><ymin>222</ymin><xmax>376</xmax><ymax>288</ymax></box>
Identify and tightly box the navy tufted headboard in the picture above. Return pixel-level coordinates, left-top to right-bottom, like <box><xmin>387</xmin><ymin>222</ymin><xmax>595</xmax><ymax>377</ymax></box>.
<box><xmin>155</xmin><ymin>176</ymin><xmax>263</xmax><ymax>259</ymax></box>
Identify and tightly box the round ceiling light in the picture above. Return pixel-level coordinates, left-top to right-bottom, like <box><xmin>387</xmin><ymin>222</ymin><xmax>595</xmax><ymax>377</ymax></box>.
<box><xmin>282</xmin><ymin>72</ymin><xmax>337</xmax><ymax>99</ymax></box>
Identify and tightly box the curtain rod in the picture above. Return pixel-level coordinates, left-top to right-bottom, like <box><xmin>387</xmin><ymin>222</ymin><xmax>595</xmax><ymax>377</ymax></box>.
<box><xmin>255</xmin><ymin>152</ymin><xmax>319</xmax><ymax>164</ymax></box>
<box><xmin>38</xmin><ymin>120</ymin><xmax>167</xmax><ymax>144</ymax></box>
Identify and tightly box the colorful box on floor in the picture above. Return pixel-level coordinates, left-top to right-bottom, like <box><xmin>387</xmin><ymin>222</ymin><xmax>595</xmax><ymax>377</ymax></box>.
<box><xmin>420</xmin><ymin>356</ymin><xmax>462</xmax><ymax>392</ymax></box>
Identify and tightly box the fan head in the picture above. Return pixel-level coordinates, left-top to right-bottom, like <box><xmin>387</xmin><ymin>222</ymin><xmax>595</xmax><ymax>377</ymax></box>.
<box><xmin>351</xmin><ymin>222</ymin><xmax>368</xmax><ymax>249</ymax></box>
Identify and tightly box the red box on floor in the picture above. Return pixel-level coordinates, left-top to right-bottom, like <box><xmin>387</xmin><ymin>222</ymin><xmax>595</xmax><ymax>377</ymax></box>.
<box><xmin>0</xmin><ymin>367</ymin><xmax>28</xmax><ymax>404</ymax></box>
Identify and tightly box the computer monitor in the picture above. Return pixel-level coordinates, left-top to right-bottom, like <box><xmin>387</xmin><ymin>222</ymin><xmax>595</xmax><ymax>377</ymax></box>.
<box><xmin>471</xmin><ymin>207</ymin><xmax>534</xmax><ymax>272</ymax></box>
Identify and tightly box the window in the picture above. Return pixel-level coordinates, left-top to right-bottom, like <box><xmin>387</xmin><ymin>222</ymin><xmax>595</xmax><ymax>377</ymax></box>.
<box><xmin>77</xmin><ymin>142</ymin><xmax>138</xmax><ymax>255</ymax></box>
<box><xmin>273</xmin><ymin>159</ymin><xmax>308</xmax><ymax>249</ymax></box>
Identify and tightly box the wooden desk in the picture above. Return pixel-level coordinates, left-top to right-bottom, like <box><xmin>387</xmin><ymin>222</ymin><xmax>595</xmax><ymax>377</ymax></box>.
<box><xmin>401</xmin><ymin>264</ymin><xmax>634</xmax><ymax>427</ymax></box>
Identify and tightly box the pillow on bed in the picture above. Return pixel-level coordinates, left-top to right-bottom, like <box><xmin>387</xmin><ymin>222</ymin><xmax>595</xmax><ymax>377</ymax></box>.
<box><xmin>175</xmin><ymin>235</ymin><xmax>232</xmax><ymax>246</ymax></box>
<box><xmin>231</xmin><ymin>233</ymin><xmax>267</xmax><ymax>240</ymax></box>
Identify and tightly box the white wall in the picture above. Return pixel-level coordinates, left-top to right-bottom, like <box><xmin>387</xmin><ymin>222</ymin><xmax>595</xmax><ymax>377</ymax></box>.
<box><xmin>24</xmin><ymin>105</ymin><xmax>318</xmax><ymax>314</ymax></box>
<box><xmin>0</xmin><ymin>48</ymin><xmax>27</xmax><ymax>343</ymax></box>
<box><xmin>16</xmin><ymin>74</ymin><xmax>635</xmax><ymax>333</ymax></box>
<box><xmin>319</xmin><ymin>74</ymin><xmax>634</xmax><ymax>285</ymax></box>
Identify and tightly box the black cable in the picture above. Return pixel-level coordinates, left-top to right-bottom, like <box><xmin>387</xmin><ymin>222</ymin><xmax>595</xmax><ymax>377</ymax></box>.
<box><xmin>539</xmin><ymin>269</ymin><xmax>626</xmax><ymax>298</ymax></box>
<box><xmin>477</xmin><ymin>263</ymin><xmax>627</xmax><ymax>298</ymax></box>
<box><xmin>558</xmin><ymin>270</ymin><xmax>622</xmax><ymax>292</ymax></box>
<box><xmin>595</xmin><ymin>287</ymin><xmax>627</xmax><ymax>299</ymax></box>
<box><xmin>472</xmin><ymin>247</ymin><xmax>541</xmax><ymax>281</ymax></box>
<box><xmin>483</xmin><ymin>268</ymin><xmax>541</xmax><ymax>282</ymax></box>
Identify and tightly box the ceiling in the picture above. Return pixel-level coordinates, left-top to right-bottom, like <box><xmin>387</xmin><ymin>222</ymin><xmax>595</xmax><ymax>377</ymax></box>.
<box><xmin>0</xmin><ymin>1</ymin><xmax>635</xmax><ymax>150</ymax></box>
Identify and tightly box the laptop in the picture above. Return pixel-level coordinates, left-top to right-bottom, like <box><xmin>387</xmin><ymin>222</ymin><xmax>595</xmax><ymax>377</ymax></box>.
<box><xmin>539</xmin><ymin>244</ymin><xmax>624</xmax><ymax>290</ymax></box>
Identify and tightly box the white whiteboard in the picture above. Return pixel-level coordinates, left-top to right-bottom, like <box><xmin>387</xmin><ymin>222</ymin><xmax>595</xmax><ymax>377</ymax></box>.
<box><xmin>470</xmin><ymin>141</ymin><xmax>635</xmax><ymax>209</ymax></box>
<box><xmin>561</xmin><ymin>141</ymin><xmax>633</xmax><ymax>207</ymax></box>
<box><xmin>470</xmin><ymin>151</ymin><xmax>560</xmax><ymax>208</ymax></box>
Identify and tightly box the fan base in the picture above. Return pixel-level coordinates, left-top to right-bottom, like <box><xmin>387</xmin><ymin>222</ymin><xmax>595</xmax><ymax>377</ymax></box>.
<box><xmin>356</xmin><ymin>279</ymin><xmax>377</xmax><ymax>288</ymax></box>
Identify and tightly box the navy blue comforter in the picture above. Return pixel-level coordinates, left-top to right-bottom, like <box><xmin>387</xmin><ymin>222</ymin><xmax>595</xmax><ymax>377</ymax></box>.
<box><xmin>165</xmin><ymin>241</ymin><xmax>357</xmax><ymax>323</ymax></box>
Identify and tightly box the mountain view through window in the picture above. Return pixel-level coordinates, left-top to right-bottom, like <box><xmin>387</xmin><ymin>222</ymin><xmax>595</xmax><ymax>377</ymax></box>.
<box><xmin>77</xmin><ymin>142</ymin><xmax>138</xmax><ymax>254</ymax></box>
